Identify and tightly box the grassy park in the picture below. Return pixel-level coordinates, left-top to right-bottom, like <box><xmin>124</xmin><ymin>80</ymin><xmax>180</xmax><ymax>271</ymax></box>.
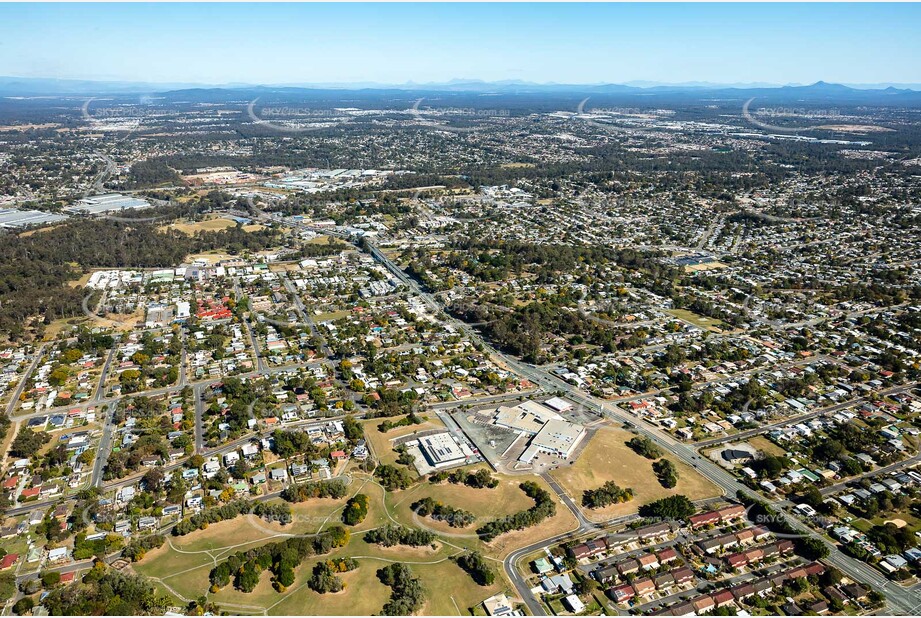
<box><xmin>551</xmin><ymin>426</ymin><xmax>720</xmax><ymax>521</ymax></box>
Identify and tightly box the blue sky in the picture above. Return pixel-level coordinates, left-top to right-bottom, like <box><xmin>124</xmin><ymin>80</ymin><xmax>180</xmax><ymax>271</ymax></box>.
<box><xmin>0</xmin><ymin>3</ymin><xmax>919</xmax><ymax>86</ymax></box>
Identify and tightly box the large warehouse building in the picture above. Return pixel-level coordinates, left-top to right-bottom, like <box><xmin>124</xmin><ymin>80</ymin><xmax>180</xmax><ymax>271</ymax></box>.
<box><xmin>518</xmin><ymin>418</ymin><xmax>587</xmax><ymax>464</ymax></box>
<box><xmin>65</xmin><ymin>193</ymin><xmax>151</xmax><ymax>215</ymax></box>
<box><xmin>416</xmin><ymin>432</ymin><xmax>474</xmax><ymax>471</ymax></box>
<box><xmin>0</xmin><ymin>208</ymin><xmax>68</xmax><ymax>229</ymax></box>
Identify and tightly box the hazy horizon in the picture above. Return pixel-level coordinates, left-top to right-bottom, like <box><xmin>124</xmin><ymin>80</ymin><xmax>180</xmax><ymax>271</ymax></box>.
<box><xmin>1</xmin><ymin>3</ymin><xmax>920</xmax><ymax>86</ymax></box>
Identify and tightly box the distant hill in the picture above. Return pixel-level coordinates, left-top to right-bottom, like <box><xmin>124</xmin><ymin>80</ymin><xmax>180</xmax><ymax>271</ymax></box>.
<box><xmin>1</xmin><ymin>76</ymin><xmax>919</xmax><ymax>105</ymax></box>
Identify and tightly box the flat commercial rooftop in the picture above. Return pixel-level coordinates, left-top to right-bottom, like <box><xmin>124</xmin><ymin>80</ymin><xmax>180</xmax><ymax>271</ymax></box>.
<box><xmin>0</xmin><ymin>208</ymin><xmax>68</xmax><ymax>229</ymax></box>
<box><xmin>519</xmin><ymin>418</ymin><xmax>587</xmax><ymax>463</ymax></box>
<box><xmin>493</xmin><ymin>400</ymin><xmax>561</xmax><ymax>435</ymax></box>
<box><xmin>419</xmin><ymin>432</ymin><xmax>468</xmax><ymax>467</ymax></box>
<box><xmin>407</xmin><ymin>431</ymin><xmax>475</xmax><ymax>474</ymax></box>
<box><xmin>65</xmin><ymin>193</ymin><xmax>150</xmax><ymax>215</ymax></box>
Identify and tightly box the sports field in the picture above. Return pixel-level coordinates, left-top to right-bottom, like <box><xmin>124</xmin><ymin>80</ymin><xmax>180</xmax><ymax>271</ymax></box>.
<box><xmin>665</xmin><ymin>308</ymin><xmax>727</xmax><ymax>332</ymax></box>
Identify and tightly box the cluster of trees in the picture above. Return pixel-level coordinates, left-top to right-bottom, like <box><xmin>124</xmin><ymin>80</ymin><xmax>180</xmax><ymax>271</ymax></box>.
<box><xmin>455</xmin><ymin>551</ymin><xmax>495</xmax><ymax>586</ymax></box>
<box><xmin>411</xmin><ymin>497</ymin><xmax>475</xmax><ymax>528</ymax></box>
<box><xmin>173</xmin><ymin>500</ymin><xmax>291</xmax><ymax>536</ymax></box>
<box><xmin>476</xmin><ymin>481</ymin><xmax>556</xmax><ymax>541</ymax></box>
<box><xmin>71</xmin><ymin>532</ymin><xmax>125</xmax><ymax>560</ymax></box>
<box><xmin>638</xmin><ymin>495</ymin><xmax>696</xmax><ymax>521</ymax></box>
<box><xmin>582</xmin><ymin>481</ymin><xmax>634</xmax><ymax>509</ymax></box>
<box><xmin>281</xmin><ymin>479</ymin><xmax>349</xmax><ymax>503</ymax></box>
<box><xmin>104</xmin><ymin>437</ymin><xmax>171</xmax><ymax>482</ymax></box>
<box><xmin>362</xmin><ymin>388</ymin><xmax>421</xmax><ymax>419</ymax></box>
<box><xmin>39</xmin><ymin>560</ymin><xmax>169</xmax><ymax>615</ymax></box>
<box><xmin>626</xmin><ymin>436</ymin><xmax>661</xmax><ymax>459</ymax></box>
<box><xmin>364</xmin><ymin>524</ymin><xmax>435</xmax><ymax>548</ymax></box>
<box><xmin>270</xmin><ymin>428</ymin><xmax>327</xmax><ymax>459</ymax></box>
<box><xmin>123</xmin><ymin>159</ymin><xmax>182</xmax><ymax>189</ymax></box>
<box><xmin>750</xmin><ymin>453</ymin><xmax>793</xmax><ymax>479</ymax></box>
<box><xmin>121</xmin><ymin>534</ymin><xmax>166</xmax><ymax>562</ymax></box>
<box><xmin>209</xmin><ymin>526</ymin><xmax>350</xmax><ymax>593</ymax></box>
<box><xmin>308</xmin><ymin>558</ymin><xmax>358</xmax><ymax>594</ymax></box>
<box><xmin>377</xmin><ymin>563</ymin><xmax>425</xmax><ymax>616</ymax></box>
<box><xmin>866</xmin><ymin>522</ymin><xmax>917</xmax><ymax>555</ymax></box>
<box><xmin>625</xmin><ymin>436</ymin><xmax>678</xmax><ymax>488</ymax></box>
<box><xmin>0</xmin><ymin>416</ymin><xmax>10</xmax><ymax>462</ymax></box>
<box><xmin>342</xmin><ymin>494</ymin><xmax>370</xmax><ymax>526</ymax></box>
<box><xmin>429</xmin><ymin>467</ymin><xmax>499</xmax><ymax>489</ymax></box>
<box><xmin>448</xmin><ymin>238</ymin><xmax>636</xmax><ymax>283</ymax></box>
<box><xmin>9</xmin><ymin>429</ymin><xmax>50</xmax><ymax>459</ymax></box>
<box><xmin>653</xmin><ymin>459</ymin><xmax>679</xmax><ymax>489</ymax></box>
<box><xmin>448</xmin><ymin>296</ymin><xmax>616</xmax><ymax>363</ymax></box>
<box><xmin>374</xmin><ymin>464</ymin><xmax>415</xmax><ymax>491</ymax></box>
<box><xmin>394</xmin><ymin>445</ymin><xmax>416</xmax><ymax>467</ymax></box>
<box><xmin>343</xmin><ymin>415</ymin><xmax>364</xmax><ymax>442</ymax></box>
<box><xmin>377</xmin><ymin>412</ymin><xmax>425</xmax><ymax>433</ymax></box>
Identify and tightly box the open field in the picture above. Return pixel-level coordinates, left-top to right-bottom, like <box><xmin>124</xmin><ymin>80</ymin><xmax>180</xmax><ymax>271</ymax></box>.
<box><xmin>747</xmin><ymin>435</ymin><xmax>788</xmax><ymax>457</ymax></box>
<box><xmin>266</xmin><ymin>556</ymin><xmax>391</xmax><ymax>616</ymax></box>
<box><xmin>665</xmin><ymin>308</ymin><xmax>727</xmax><ymax>332</ymax></box>
<box><xmin>684</xmin><ymin>261</ymin><xmax>728</xmax><ymax>273</ymax></box>
<box><xmin>136</xmin><ymin>483</ymin><xmax>512</xmax><ymax>615</ymax></box>
<box><xmin>306</xmin><ymin>235</ymin><xmax>350</xmax><ymax>246</ymax></box>
<box><xmin>135</xmin><ymin>449</ymin><xmax>575</xmax><ymax>614</ymax></box>
<box><xmin>17</xmin><ymin>224</ymin><xmax>64</xmax><ymax>236</ymax></box>
<box><xmin>389</xmin><ymin>464</ymin><xmax>535</xmax><ymax>535</ymax></box>
<box><xmin>361</xmin><ymin>415</ymin><xmax>446</xmax><ymax>469</ymax></box>
<box><xmin>550</xmin><ymin>426</ymin><xmax>721</xmax><ymax>521</ymax></box>
<box><xmin>870</xmin><ymin>511</ymin><xmax>921</xmax><ymax>532</ymax></box>
<box><xmin>185</xmin><ymin>251</ymin><xmax>237</xmax><ymax>264</ymax></box>
<box><xmin>383</xmin><ymin>464</ymin><xmax>579</xmax><ymax>560</ymax></box>
<box><xmin>161</xmin><ymin>217</ymin><xmax>242</xmax><ymax>235</ymax></box>
<box><xmin>314</xmin><ymin>309</ymin><xmax>351</xmax><ymax>323</ymax></box>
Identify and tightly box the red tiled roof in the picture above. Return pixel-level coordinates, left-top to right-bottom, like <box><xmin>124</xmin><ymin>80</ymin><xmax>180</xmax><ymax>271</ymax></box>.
<box><xmin>0</xmin><ymin>554</ymin><xmax>18</xmax><ymax>569</ymax></box>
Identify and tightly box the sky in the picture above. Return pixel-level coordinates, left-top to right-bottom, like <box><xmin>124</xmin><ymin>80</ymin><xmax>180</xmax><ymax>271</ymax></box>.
<box><xmin>0</xmin><ymin>3</ymin><xmax>919</xmax><ymax>87</ymax></box>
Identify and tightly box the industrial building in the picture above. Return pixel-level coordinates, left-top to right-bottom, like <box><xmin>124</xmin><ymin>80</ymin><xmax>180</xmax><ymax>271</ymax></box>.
<box><xmin>0</xmin><ymin>208</ymin><xmax>68</xmax><ymax>229</ymax></box>
<box><xmin>414</xmin><ymin>432</ymin><xmax>473</xmax><ymax>472</ymax></box>
<box><xmin>65</xmin><ymin>193</ymin><xmax>151</xmax><ymax>215</ymax></box>
<box><xmin>493</xmin><ymin>400</ymin><xmax>562</xmax><ymax>434</ymax></box>
<box><xmin>518</xmin><ymin>418</ymin><xmax>587</xmax><ymax>464</ymax></box>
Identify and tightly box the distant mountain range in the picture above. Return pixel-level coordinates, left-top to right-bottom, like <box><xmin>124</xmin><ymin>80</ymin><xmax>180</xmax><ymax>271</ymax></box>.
<box><xmin>1</xmin><ymin>75</ymin><xmax>919</xmax><ymax>102</ymax></box>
